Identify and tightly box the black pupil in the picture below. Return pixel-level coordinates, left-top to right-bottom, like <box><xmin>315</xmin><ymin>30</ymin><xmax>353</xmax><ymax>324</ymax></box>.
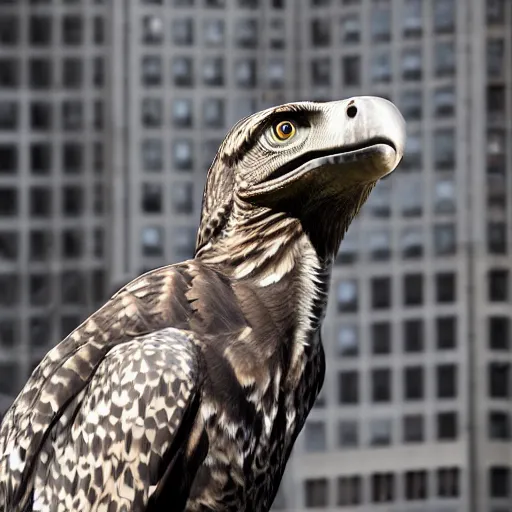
<box><xmin>279</xmin><ymin>123</ymin><xmax>292</xmax><ymax>135</ymax></box>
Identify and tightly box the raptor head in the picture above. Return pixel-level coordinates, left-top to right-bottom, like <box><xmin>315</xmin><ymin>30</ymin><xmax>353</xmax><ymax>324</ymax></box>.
<box><xmin>197</xmin><ymin>97</ymin><xmax>405</xmax><ymax>261</ymax></box>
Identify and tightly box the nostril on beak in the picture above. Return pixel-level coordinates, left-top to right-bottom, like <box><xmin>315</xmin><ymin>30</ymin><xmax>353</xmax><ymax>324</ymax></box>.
<box><xmin>346</xmin><ymin>105</ymin><xmax>357</xmax><ymax>119</ymax></box>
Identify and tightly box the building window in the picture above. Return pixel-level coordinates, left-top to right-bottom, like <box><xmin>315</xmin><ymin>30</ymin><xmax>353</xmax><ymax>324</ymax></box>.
<box><xmin>437</xmin><ymin>316</ymin><xmax>457</xmax><ymax>350</ymax></box>
<box><xmin>142</xmin><ymin>15</ymin><xmax>164</xmax><ymax>44</ymax></box>
<box><xmin>0</xmin><ymin>362</ymin><xmax>21</xmax><ymax>396</ymax></box>
<box><xmin>489</xmin><ymin>270</ymin><xmax>508</xmax><ymax>302</ymax></box>
<box><xmin>489</xmin><ymin>362</ymin><xmax>510</xmax><ymax>399</ymax></box>
<box><xmin>400</xmin><ymin>90</ymin><xmax>422</xmax><ymax>121</ymax></box>
<box><xmin>487</xmin><ymin>129</ymin><xmax>506</xmax><ymax>175</ymax></box>
<box><xmin>62</xmin><ymin>15</ymin><xmax>83</xmax><ymax>45</ymax></box>
<box><xmin>370</xmin><ymin>4</ymin><xmax>391</xmax><ymax>41</ymax></box>
<box><xmin>336</xmin><ymin>280</ymin><xmax>358</xmax><ymax>312</ymax></box>
<box><xmin>311</xmin><ymin>18</ymin><xmax>330</xmax><ymax>47</ymax></box>
<box><xmin>402</xmin><ymin>48</ymin><xmax>422</xmax><ymax>80</ymax></box>
<box><xmin>0</xmin><ymin>275</ymin><xmax>18</xmax><ymax>306</ymax></box>
<box><xmin>402</xmin><ymin>134</ymin><xmax>423</xmax><ymax>172</ymax></box>
<box><xmin>304</xmin><ymin>479</ymin><xmax>328</xmax><ymax>508</ymax></box>
<box><xmin>267</xmin><ymin>58</ymin><xmax>285</xmax><ymax>88</ymax></box>
<box><xmin>434</xmin><ymin>41</ymin><xmax>455</xmax><ymax>77</ymax></box>
<box><xmin>398</xmin><ymin>174</ymin><xmax>422</xmax><ymax>217</ymax></box>
<box><xmin>0</xmin><ymin>102</ymin><xmax>17</xmax><ymax>130</ymax></box>
<box><xmin>368</xmin><ymin>180</ymin><xmax>391</xmax><ymax>217</ymax></box>
<box><xmin>235</xmin><ymin>59</ymin><xmax>257</xmax><ymax>88</ymax></box>
<box><xmin>62</xmin><ymin>58</ymin><xmax>83</xmax><ymax>89</ymax></box>
<box><xmin>61</xmin><ymin>271</ymin><xmax>85</xmax><ymax>305</ymax></box>
<box><xmin>62</xmin><ymin>186</ymin><xmax>83</xmax><ymax>217</ymax></box>
<box><xmin>30</xmin><ymin>231</ymin><xmax>52</xmax><ymax>262</ymax></box>
<box><xmin>93</xmin><ymin>57</ymin><xmax>104</xmax><ymax>88</ymax></box>
<box><xmin>142</xmin><ymin>98</ymin><xmax>163</xmax><ymax>128</ymax></box>
<box><xmin>0</xmin><ymin>232</ymin><xmax>17</xmax><ymax>262</ymax></box>
<box><xmin>368</xmin><ymin>230</ymin><xmax>390</xmax><ymax>261</ymax></box>
<box><xmin>141</xmin><ymin>226</ymin><xmax>164</xmax><ymax>257</ymax></box>
<box><xmin>338</xmin><ymin>371</ymin><xmax>358</xmax><ymax>404</ymax></box>
<box><xmin>372</xmin><ymin>369</ymin><xmax>392</xmax><ymax>403</ymax></box>
<box><xmin>337</xmin><ymin>476</ymin><xmax>361</xmax><ymax>507</ymax></box>
<box><xmin>437</xmin><ymin>411</ymin><xmax>457</xmax><ymax>440</ymax></box>
<box><xmin>203</xmin><ymin>19</ymin><xmax>224</xmax><ymax>47</ymax></box>
<box><xmin>0</xmin><ymin>145</ymin><xmax>17</xmax><ymax>174</ymax></box>
<box><xmin>487</xmin><ymin>39</ymin><xmax>505</xmax><ymax>77</ymax></box>
<box><xmin>404</xmin><ymin>319</ymin><xmax>423</xmax><ymax>353</ymax></box>
<box><xmin>142</xmin><ymin>183</ymin><xmax>163</xmax><ymax>214</ymax></box>
<box><xmin>173</xmin><ymin>226</ymin><xmax>196</xmax><ymax>261</ymax></box>
<box><xmin>62</xmin><ymin>143</ymin><xmax>83</xmax><ymax>174</ymax></box>
<box><xmin>437</xmin><ymin>467</ymin><xmax>459</xmax><ymax>497</ymax></box>
<box><xmin>489</xmin><ymin>411</ymin><xmax>510</xmax><ymax>440</ymax></box>
<box><xmin>488</xmin><ymin>222</ymin><xmax>507</xmax><ymax>254</ymax></box>
<box><xmin>235</xmin><ymin>19</ymin><xmax>258</xmax><ymax>48</ymax></box>
<box><xmin>434</xmin><ymin>0</ymin><xmax>455</xmax><ymax>33</ymax></box>
<box><xmin>0</xmin><ymin>59</ymin><xmax>19</xmax><ymax>89</ymax></box>
<box><xmin>311</xmin><ymin>58</ymin><xmax>331</xmax><ymax>87</ymax></box>
<box><xmin>371</xmin><ymin>51</ymin><xmax>391</xmax><ymax>84</ymax></box>
<box><xmin>29</xmin><ymin>58</ymin><xmax>52</xmax><ymax>89</ymax></box>
<box><xmin>172</xmin><ymin>57</ymin><xmax>193</xmax><ymax>87</ymax></box>
<box><xmin>0</xmin><ymin>319</ymin><xmax>18</xmax><ymax>348</ymax></box>
<box><xmin>404</xmin><ymin>366</ymin><xmax>423</xmax><ymax>401</ymax></box>
<box><xmin>172</xmin><ymin>140</ymin><xmax>193</xmax><ymax>171</ymax></box>
<box><xmin>171</xmin><ymin>99</ymin><xmax>193</xmax><ymax>128</ymax></box>
<box><xmin>434</xmin><ymin>224</ymin><xmax>456</xmax><ymax>256</ymax></box>
<box><xmin>338</xmin><ymin>420</ymin><xmax>358</xmax><ymax>448</ymax></box>
<box><xmin>203</xmin><ymin>98</ymin><xmax>225</xmax><ymax>128</ymax></box>
<box><xmin>404</xmin><ymin>274</ymin><xmax>423</xmax><ymax>306</ymax></box>
<box><xmin>489</xmin><ymin>317</ymin><xmax>509</xmax><ymax>350</ymax></box>
<box><xmin>30</xmin><ymin>15</ymin><xmax>52</xmax><ymax>46</ymax></box>
<box><xmin>62</xmin><ymin>229</ymin><xmax>82</xmax><ymax>259</ymax></box>
<box><xmin>337</xmin><ymin>229</ymin><xmax>358</xmax><ymax>265</ymax></box>
<box><xmin>433</xmin><ymin>86</ymin><xmax>455</xmax><ymax>118</ymax></box>
<box><xmin>369</xmin><ymin>418</ymin><xmax>392</xmax><ymax>446</ymax></box>
<box><xmin>434</xmin><ymin>178</ymin><xmax>456</xmax><ymax>214</ymax></box>
<box><xmin>371</xmin><ymin>473</ymin><xmax>394</xmax><ymax>503</ymax></box>
<box><xmin>434</xmin><ymin>129</ymin><xmax>456</xmax><ymax>170</ymax></box>
<box><xmin>30</xmin><ymin>274</ymin><xmax>51</xmax><ymax>306</ymax></box>
<box><xmin>0</xmin><ymin>15</ymin><xmax>18</xmax><ymax>46</ymax></box>
<box><xmin>170</xmin><ymin>181</ymin><xmax>193</xmax><ymax>214</ymax></box>
<box><xmin>437</xmin><ymin>364</ymin><xmax>457</xmax><ymax>399</ymax></box>
<box><xmin>342</xmin><ymin>56</ymin><xmax>360</xmax><ymax>87</ymax></box>
<box><xmin>0</xmin><ymin>188</ymin><xmax>17</xmax><ymax>217</ymax></box>
<box><xmin>142</xmin><ymin>139</ymin><xmax>163</xmax><ymax>172</ymax></box>
<box><xmin>405</xmin><ymin>470</ymin><xmax>427</xmax><ymax>501</ymax></box>
<box><xmin>489</xmin><ymin>467</ymin><xmax>510</xmax><ymax>498</ymax></box>
<box><xmin>340</xmin><ymin>15</ymin><xmax>360</xmax><ymax>44</ymax></box>
<box><xmin>436</xmin><ymin>273</ymin><xmax>456</xmax><ymax>303</ymax></box>
<box><xmin>61</xmin><ymin>101</ymin><xmax>83</xmax><ymax>131</ymax></box>
<box><xmin>403</xmin><ymin>414</ymin><xmax>424</xmax><ymax>443</ymax></box>
<box><xmin>203</xmin><ymin>57</ymin><xmax>224</xmax><ymax>86</ymax></box>
<box><xmin>371</xmin><ymin>277</ymin><xmax>391</xmax><ymax>309</ymax></box>
<box><xmin>403</xmin><ymin>0</ymin><xmax>422</xmax><ymax>37</ymax></box>
<box><xmin>487</xmin><ymin>0</ymin><xmax>506</xmax><ymax>24</ymax></box>
<box><xmin>487</xmin><ymin>85</ymin><xmax>506</xmax><ymax>119</ymax></box>
<box><xmin>337</xmin><ymin>325</ymin><xmax>358</xmax><ymax>357</ymax></box>
<box><xmin>372</xmin><ymin>322</ymin><xmax>391</xmax><ymax>355</ymax></box>
<box><xmin>304</xmin><ymin>421</ymin><xmax>326</xmax><ymax>452</ymax></box>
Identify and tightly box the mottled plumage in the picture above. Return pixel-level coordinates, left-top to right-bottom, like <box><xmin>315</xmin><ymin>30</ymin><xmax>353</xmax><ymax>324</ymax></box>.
<box><xmin>0</xmin><ymin>98</ymin><xmax>405</xmax><ymax>511</ymax></box>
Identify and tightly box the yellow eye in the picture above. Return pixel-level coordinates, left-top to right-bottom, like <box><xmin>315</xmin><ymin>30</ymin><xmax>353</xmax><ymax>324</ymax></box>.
<box><xmin>273</xmin><ymin>121</ymin><xmax>296</xmax><ymax>141</ymax></box>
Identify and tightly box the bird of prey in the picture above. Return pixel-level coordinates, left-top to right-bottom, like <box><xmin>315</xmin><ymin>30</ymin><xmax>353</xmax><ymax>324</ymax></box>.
<box><xmin>0</xmin><ymin>97</ymin><xmax>405</xmax><ymax>511</ymax></box>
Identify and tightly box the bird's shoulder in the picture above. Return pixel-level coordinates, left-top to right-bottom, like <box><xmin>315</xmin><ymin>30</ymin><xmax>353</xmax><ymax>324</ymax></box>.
<box><xmin>0</xmin><ymin>259</ymin><xmax>248</xmax><ymax>507</ymax></box>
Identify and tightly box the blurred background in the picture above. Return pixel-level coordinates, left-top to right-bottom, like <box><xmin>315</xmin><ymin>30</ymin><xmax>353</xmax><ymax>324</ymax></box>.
<box><xmin>0</xmin><ymin>0</ymin><xmax>510</xmax><ymax>510</ymax></box>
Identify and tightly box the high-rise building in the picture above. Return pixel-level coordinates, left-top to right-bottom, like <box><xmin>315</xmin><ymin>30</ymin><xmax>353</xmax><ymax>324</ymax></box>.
<box><xmin>0</xmin><ymin>0</ymin><xmax>511</xmax><ymax>511</ymax></box>
<box><xmin>0</xmin><ymin>0</ymin><xmax>109</xmax><ymax>405</ymax></box>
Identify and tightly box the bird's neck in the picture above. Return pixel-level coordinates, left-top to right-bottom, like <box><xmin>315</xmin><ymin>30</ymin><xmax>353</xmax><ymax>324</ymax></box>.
<box><xmin>196</xmin><ymin>206</ymin><xmax>333</xmax><ymax>346</ymax></box>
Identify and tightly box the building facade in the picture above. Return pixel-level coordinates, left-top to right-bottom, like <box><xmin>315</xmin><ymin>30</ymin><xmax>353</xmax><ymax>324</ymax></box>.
<box><xmin>0</xmin><ymin>0</ymin><xmax>511</xmax><ymax>511</ymax></box>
